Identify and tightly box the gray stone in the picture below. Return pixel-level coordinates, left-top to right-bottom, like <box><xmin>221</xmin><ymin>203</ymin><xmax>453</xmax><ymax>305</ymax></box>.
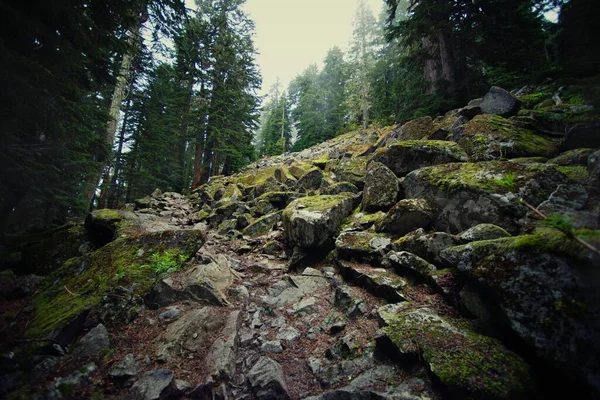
<box><xmin>109</xmin><ymin>353</ymin><xmax>138</xmax><ymax>380</ymax></box>
<box><xmin>70</xmin><ymin>323</ymin><xmax>110</xmax><ymax>360</ymax></box>
<box><xmin>321</xmin><ymin>182</ymin><xmax>360</xmax><ymax>195</ymax></box>
<box><xmin>204</xmin><ymin>310</ymin><xmax>242</xmax><ymax>381</ymax></box>
<box><xmin>288</xmin><ymin>297</ymin><xmax>318</xmax><ymax>317</ymax></box>
<box><xmin>128</xmin><ymin>369</ymin><xmax>175</xmax><ymax>400</ymax></box>
<box><xmin>158</xmin><ymin>306</ymin><xmax>182</xmax><ymax>322</ymax></box>
<box><xmin>479</xmin><ymin>86</ymin><xmax>521</xmax><ymax>117</ymax></box>
<box><xmin>361</xmin><ymin>162</ymin><xmax>399</xmax><ymax>212</ymax></box>
<box><xmin>588</xmin><ymin>150</ymin><xmax>600</xmax><ymax>179</ymax></box>
<box><xmin>458</xmin><ymin>224</ymin><xmax>511</xmax><ymax>242</ymax></box>
<box><xmin>276</xmin><ymin>326</ymin><xmax>301</xmax><ymax>345</ymax></box>
<box><xmin>296</xmin><ymin>168</ymin><xmax>324</xmax><ymax>191</ymax></box>
<box><xmin>261</xmin><ymin>340</ymin><xmax>283</xmax><ymax>354</ymax></box>
<box><xmin>338</xmin><ymin>260</ymin><xmax>407</xmax><ymax>304</ymax></box>
<box><xmin>248</xmin><ymin>357</ymin><xmax>291</xmax><ymax>399</ymax></box>
<box><xmin>391</xmin><ymin>228</ymin><xmax>459</xmax><ymax>265</ymax></box>
<box><xmin>375</xmin><ymin>199</ymin><xmax>433</xmax><ymax>236</ymax></box>
<box><xmin>383</xmin><ymin>251</ymin><xmax>437</xmax><ymax>278</ymax></box>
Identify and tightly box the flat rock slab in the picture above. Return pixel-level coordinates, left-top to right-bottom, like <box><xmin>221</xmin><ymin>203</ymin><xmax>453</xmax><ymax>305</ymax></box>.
<box><xmin>128</xmin><ymin>369</ymin><xmax>175</xmax><ymax>400</ymax></box>
<box><xmin>248</xmin><ymin>357</ymin><xmax>291</xmax><ymax>400</ymax></box>
<box><xmin>338</xmin><ymin>260</ymin><xmax>407</xmax><ymax>304</ymax></box>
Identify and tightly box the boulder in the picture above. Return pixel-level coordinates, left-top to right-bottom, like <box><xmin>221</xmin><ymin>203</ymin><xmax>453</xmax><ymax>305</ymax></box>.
<box><xmin>479</xmin><ymin>86</ymin><xmax>521</xmax><ymax>117</ymax></box>
<box><xmin>320</xmin><ymin>181</ymin><xmax>359</xmax><ymax>195</ymax></box>
<box><xmin>330</xmin><ymin>157</ymin><xmax>368</xmax><ymax>189</ymax></box>
<box><xmin>204</xmin><ymin>310</ymin><xmax>242</xmax><ymax>381</ymax></box>
<box><xmin>295</xmin><ymin>167</ymin><xmax>323</xmax><ymax>191</ymax></box>
<box><xmin>440</xmin><ymin>232</ymin><xmax>600</xmax><ymax>391</ymax></box>
<box><xmin>588</xmin><ymin>150</ymin><xmax>600</xmax><ymax>179</ymax></box>
<box><xmin>69</xmin><ymin>324</ymin><xmax>110</xmax><ymax>360</ymax></box>
<box><xmin>391</xmin><ymin>228</ymin><xmax>459</xmax><ymax>265</ymax></box>
<box><xmin>109</xmin><ymin>353</ymin><xmax>138</xmax><ymax>384</ymax></box>
<box><xmin>458</xmin><ymin>115</ymin><xmax>559</xmax><ymax>161</ymax></box>
<box><xmin>561</xmin><ymin>121</ymin><xmax>600</xmax><ymax>151</ymax></box>
<box><xmin>248</xmin><ymin>357</ymin><xmax>291</xmax><ymax>400</ymax></box>
<box><xmin>380</xmin><ymin>307</ymin><xmax>532</xmax><ymax>399</ymax></box>
<box><xmin>338</xmin><ymin>260</ymin><xmax>407</xmax><ymax>304</ymax></box>
<box><xmin>534</xmin><ymin>184</ymin><xmax>598</xmax><ymax>229</ymax></box>
<box><xmin>382</xmin><ymin>251</ymin><xmax>437</xmax><ymax>280</ymax></box>
<box><xmin>335</xmin><ymin>231</ymin><xmax>391</xmax><ymax>263</ymax></box>
<box><xmin>242</xmin><ymin>211</ymin><xmax>282</xmax><ymax>237</ymax></box>
<box><xmin>549</xmin><ymin>148</ymin><xmax>596</xmax><ymax>166</ymax></box>
<box><xmin>375</xmin><ymin>199</ymin><xmax>433</xmax><ymax>236</ymax></box>
<box><xmin>283</xmin><ymin>195</ymin><xmax>355</xmax><ymax>248</ymax></box>
<box><xmin>371</xmin><ymin>140</ymin><xmax>468</xmax><ymax>177</ymax></box>
<box><xmin>458</xmin><ymin>223</ymin><xmax>511</xmax><ymax>242</ymax></box>
<box><xmin>396</xmin><ymin>116</ymin><xmax>433</xmax><ymax>140</ymax></box>
<box><xmin>403</xmin><ymin>161</ymin><xmax>568</xmax><ymax>233</ymax></box>
<box><xmin>361</xmin><ymin>162</ymin><xmax>399</xmax><ymax>212</ymax></box>
<box><xmin>128</xmin><ymin>369</ymin><xmax>175</xmax><ymax>400</ymax></box>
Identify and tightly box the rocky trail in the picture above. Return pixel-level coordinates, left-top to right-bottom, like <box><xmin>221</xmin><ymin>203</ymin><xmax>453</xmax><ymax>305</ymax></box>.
<box><xmin>1</xmin><ymin>84</ymin><xmax>600</xmax><ymax>399</ymax></box>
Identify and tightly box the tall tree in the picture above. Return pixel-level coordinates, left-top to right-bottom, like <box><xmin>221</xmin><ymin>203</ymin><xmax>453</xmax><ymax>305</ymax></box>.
<box><xmin>320</xmin><ymin>47</ymin><xmax>349</xmax><ymax>138</ymax></box>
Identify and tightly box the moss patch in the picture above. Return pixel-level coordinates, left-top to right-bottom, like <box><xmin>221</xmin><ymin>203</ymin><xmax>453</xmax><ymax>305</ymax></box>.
<box><xmin>555</xmin><ymin>165</ymin><xmax>591</xmax><ymax>183</ymax></box>
<box><xmin>28</xmin><ymin>230</ymin><xmax>204</xmax><ymax>338</ymax></box>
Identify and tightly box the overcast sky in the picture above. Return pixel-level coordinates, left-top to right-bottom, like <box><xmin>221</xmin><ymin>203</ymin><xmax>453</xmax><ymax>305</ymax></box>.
<box><xmin>242</xmin><ymin>0</ymin><xmax>384</xmax><ymax>97</ymax></box>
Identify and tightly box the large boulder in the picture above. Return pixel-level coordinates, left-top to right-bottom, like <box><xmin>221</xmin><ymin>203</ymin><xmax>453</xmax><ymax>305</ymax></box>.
<box><xmin>335</xmin><ymin>231</ymin><xmax>392</xmax><ymax>263</ymax></box>
<box><xmin>396</xmin><ymin>116</ymin><xmax>433</xmax><ymax>140</ymax></box>
<box><xmin>391</xmin><ymin>228</ymin><xmax>459</xmax><ymax>265</ymax></box>
<box><xmin>248</xmin><ymin>357</ymin><xmax>291</xmax><ymax>400</ymax></box>
<box><xmin>403</xmin><ymin>161</ymin><xmax>568</xmax><ymax>233</ymax></box>
<box><xmin>371</xmin><ymin>140</ymin><xmax>468</xmax><ymax>177</ymax></box>
<box><xmin>458</xmin><ymin>115</ymin><xmax>559</xmax><ymax>161</ymax></box>
<box><xmin>478</xmin><ymin>86</ymin><xmax>521</xmax><ymax>117</ymax></box>
<box><xmin>283</xmin><ymin>195</ymin><xmax>355</xmax><ymax>248</ymax></box>
<box><xmin>381</xmin><ymin>307</ymin><xmax>533</xmax><ymax>399</ymax></box>
<box><xmin>440</xmin><ymin>231</ymin><xmax>600</xmax><ymax>392</ymax></box>
<box><xmin>330</xmin><ymin>157</ymin><xmax>368</xmax><ymax>190</ymax></box>
<box><xmin>375</xmin><ymin>199</ymin><xmax>433</xmax><ymax>236</ymax></box>
<box><xmin>242</xmin><ymin>211</ymin><xmax>282</xmax><ymax>237</ymax></box>
<box><xmin>128</xmin><ymin>369</ymin><xmax>175</xmax><ymax>400</ymax></box>
<box><xmin>361</xmin><ymin>162</ymin><xmax>399</xmax><ymax>212</ymax></box>
<box><xmin>561</xmin><ymin>121</ymin><xmax>600</xmax><ymax>151</ymax></box>
<box><xmin>295</xmin><ymin>167</ymin><xmax>323</xmax><ymax>191</ymax></box>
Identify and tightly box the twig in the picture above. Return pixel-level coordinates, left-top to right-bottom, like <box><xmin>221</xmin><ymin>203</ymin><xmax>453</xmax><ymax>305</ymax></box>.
<box><xmin>522</xmin><ymin>200</ymin><xmax>600</xmax><ymax>257</ymax></box>
<box><xmin>64</xmin><ymin>285</ymin><xmax>78</xmax><ymax>296</ymax></box>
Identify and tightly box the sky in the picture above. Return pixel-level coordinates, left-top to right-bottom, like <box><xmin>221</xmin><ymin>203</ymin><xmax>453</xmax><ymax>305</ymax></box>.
<box><xmin>242</xmin><ymin>0</ymin><xmax>384</xmax><ymax>97</ymax></box>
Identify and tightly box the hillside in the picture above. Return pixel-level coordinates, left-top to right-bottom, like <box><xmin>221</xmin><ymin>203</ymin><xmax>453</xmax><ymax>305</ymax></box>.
<box><xmin>1</xmin><ymin>83</ymin><xmax>600</xmax><ymax>400</ymax></box>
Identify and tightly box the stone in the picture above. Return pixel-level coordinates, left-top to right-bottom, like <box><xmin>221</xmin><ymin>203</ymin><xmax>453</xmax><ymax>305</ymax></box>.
<box><xmin>158</xmin><ymin>306</ymin><xmax>182</xmax><ymax>322</ymax></box>
<box><xmin>261</xmin><ymin>340</ymin><xmax>283</xmax><ymax>354</ymax></box>
<box><xmin>204</xmin><ymin>310</ymin><xmax>242</xmax><ymax>381</ymax></box>
<box><xmin>549</xmin><ymin>148</ymin><xmax>596</xmax><ymax>166</ymax></box>
<box><xmin>361</xmin><ymin>162</ymin><xmax>399</xmax><ymax>211</ymax></box>
<box><xmin>248</xmin><ymin>357</ymin><xmax>291</xmax><ymax>400</ymax></box>
<box><xmin>288</xmin><ymin>297</ymin><xmax>318</xmax><ymax>316</ymax></box>
<box><xmin>391</xmin><ymin>228</ymin><xmax>459</xmax><ymax>265</ymax></box>
<box><xmin>321</xmin><ymin>182</ymin><xmax>360</xmax><ymax>195</ymax></box>
<box><xmin>381</xmin><ymin>307</ymin><xmax>532</xmax><ymax>399</ymax></box>
<box><xmin>397</xmin><ymin>116</ymin><xmax>433</xmax><ymax>140</ymax></box>
<box><xmin>296</xmin><ymin>168</ymin><xmax>323</xmax><ymax>191</ymax></box>
<box><xmin>535</xmin><ymin>184</ymin><xmax>598</xmax><ymax>229</ymax></box>
<box><xmin>283</xmin><ymin>195</ymin><xmax>355</xmax><ymax>248</ymax></box>
<box><xmin>371</xmin><ymin>140</ymin><xmax>468</xmax><ymax>178</ymax></box>
<box><xmin>403</xmin><ymin>161</ymin><xmax>568</xmax><ymax>233</ymax></box>
<box><xmin>338</xmin><ymin>260</ymin><xmax>407</xmax><ymax>304</ymax></box>
<box><xmin>330</xmin><ymin>157</ymin><xmax>369</xmax><ymax>189</ymax></box>
<box><xmin>276</xmin><ymin>326</ymin><xmax>301</xmax><ymax>345</ymax></box>
<box><xmin>479</xmin><ymin>86</ymin><xmax>521</xmax><ymax>117</ymax></box>
<box><xmin>109</xmin><ymin>353</ymin><xmax>138</xmax><ymax>381</ymax></box>
<box><xmin>561</xmin><ymin>121</ymin><xmax>600</xmax><ymax>151</ymax></box>
<box><xmin>383</xmin><ymin>251</ymin><xmax>437</xmax><ymax>280</ymax></box>
<box><xmin>458</xmin><ymin>223</ymin><xmax>511</xmax><ymax>242</ymax></box>
<box><xmin>375</xmin><ymin>199</ymin><xmax>433</xmax><ymax>236</ymax></box>
<box><xmin>588</xmin><ymin>150</ymin><xmax>600</xmax><ymax>179</ymax></box>
<box><xmin>128</xmin><ymin>369</ymin><xmax>175</xmax><ymax>400</ymax></box>
<box><xmin>69</xmin><ymin>323</ymin><xmax>110</xmax><ymax>360</ymax></box>
<box><xmin>335</xmin><ymin>231</ymin><xmax>391</xmax><ymax>263</ymax></box>
<box><xmin>242</xmin><ymin>211</ymin><xmax>282</xmax><ymax>237</ymax></box>
<box><xmin>48</xmin><ymin>363</ymin><xmax>97</xmax><ymax>399</ymax></box>
<box><xmin>229</xmin><ymin>285</ymin><xmax>250</xmax><ymax>302</ymax></box>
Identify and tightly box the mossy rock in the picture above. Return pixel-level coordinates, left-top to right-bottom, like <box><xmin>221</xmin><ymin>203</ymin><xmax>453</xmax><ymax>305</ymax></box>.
<box><xmin>289</xmin><ymin>161</ymin><xmax>317</xmax><ymax>178</ymax></box>
<box><xmin>310</xmin><ymin>154</ymin><xmax>330</xmax><ymax>169</ymax></box>
<box><xmin>555</xmin><ymin>165</ymin><xmax>593</xmax><ymax>184</ymax></box>
<box><xmin>441</xmin><ymin>231</ymin><xmax>600</xmax><ymax>390</ymax></box>
<box><xmin>383</xmin><ymin>307</ymin><xmax>533</xmax><ymax>399</ymax></box>
<box><xmin>397</xmin><ymin>116</ymin><xmax>433</xmax><ymax>140</ymax></box>
<box><xmin>330</xmin><ymin>157</ymin><xmax>368</xmax><ymax>190</ymax></box>
<box><xmin>549</xmin><ymin>148</ymin><xmax>597</xmax><ymax>166</ymax></box>
<box><xmin>340</xmin><ymin>210</ymin><xmax>386</xmax><ymax>231</ymax></box>
<box><xmin>403</xmin><ymin>161</ymin><xmax>569</xmax><ymax>233</ymax></box>
<box><xmin>335</xmin><ymin>231</ymin><xmax>391</xmax><ymax>263</ymax></box>
<box><xmin>28</xmin><ymin>229</ymin><xmax>205</xmax><ymax>339</ymax></box>
<box><xmin>459</xmin><ymin>114</ymin><xmax>559</xmax><ymax>161</ymax></box>
<box><xmin>241</xmin><ymin>211</ymin><xmax>282</xmax><ymax>237</ymax></box>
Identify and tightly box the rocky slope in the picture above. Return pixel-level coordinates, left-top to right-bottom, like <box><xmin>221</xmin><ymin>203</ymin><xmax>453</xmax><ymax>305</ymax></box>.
<box><xmin>1</xmin><ymin>84</ymin><xmax>600</xmax><ymax>400</ymax></box>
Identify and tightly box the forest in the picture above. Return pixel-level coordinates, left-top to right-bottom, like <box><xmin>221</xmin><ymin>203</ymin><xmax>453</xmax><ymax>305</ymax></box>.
<box><xmin>0</xmin><ymin>0</ymin><xmax>598</xmax><ymax>237</ymax></box>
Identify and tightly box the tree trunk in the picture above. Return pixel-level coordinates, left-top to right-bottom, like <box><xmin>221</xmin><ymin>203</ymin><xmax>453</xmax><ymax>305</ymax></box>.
<box><xmin>107</xmin><ymin>97</ymin><xmax>132</xmax><ymax>208</ymax></box>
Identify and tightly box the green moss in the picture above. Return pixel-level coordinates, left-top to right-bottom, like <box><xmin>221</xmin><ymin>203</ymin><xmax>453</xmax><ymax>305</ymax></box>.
<box><xmin>383</xmin><ymin>310</ymin><xmax>531</xmax><ymax>398</ymax></box>
<box><xmin>92</xmin><ymin>209</ymin><xmax>122</xmax><ymax>222</ymax></box>
<box><xmin>289</xmin><ymin>194</ymin><xmax>353</xmax><ymax>213</ymax></box>
<box><xmin>555</xmin><ymin>166</ymin><xmax>591</xmax><ymax>183</ymax></box>
<box><xmin>27</xmin><ymin>230</ymin><xmax>203</xmax><ymax>338</ymax></box>
<box><xmin>517</xmin><ymin>91</ymin><xmax>549</xmax><ymax>107</ymax></box>
<box><xmin>237</xmin><ymin>167</ymin><xmax>277</xmax><ymax>187</ymax></box>
<box><xmin>459</xmin><ymin>114</ymin><xmax>559</xmax><ymax>160</ymax></box>
<box><xmin>310</xmin><ymin>154</ymin><xmax>330</xmax><ymax>169</ymax></box>
<box><xmin>392</xmin><ymin>139</ymin><xmax>464</xmax><ymax>150</ymax></box>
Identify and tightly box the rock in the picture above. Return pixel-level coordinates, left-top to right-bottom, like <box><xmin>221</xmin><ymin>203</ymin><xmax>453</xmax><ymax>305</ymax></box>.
<box><xmin>375</xmin><ymin>303</ymin><xmax>412</xmax><ymax>327</ymax></box>
<box><xmin>535</xmin><ymin>184</ymin><xmax>598</xmax><ymax>229</ymax></box>
<box><xmin>173</xmin><ymin>379</ymin><xmax>192</xmax><ymax>395</ymax></box>
<box><xmin>381</xmin><ymin>307</ymin><xmax>532</xmax><ymax>399</ymax></box>
<box><xmin>479</xmin><ymin>86</ymin><xmax>521</xmax><ymax>117</ymax></box>
<box><xmin>588</xmin><ymin>150</ymin><xmax>600</xmax><ymax>179</ymax></box>
<box><xmin>204</xmin><ymin>310</ymin><xmax>242</xmax><ymax>381</ymax></box>
<box><xmin>109</xmin><ymin>353</ymin><xmax>138</xmax><ymax>383</ymax></box>
<box><xmin>375</xmin><ymin>199</ymin><xmax>433</xmax><ymax>236</ymax></box>
<box><xmin>440</xmin><ymin>234</ymin><xmax>600</xmax><ymax>390</ymax></box>
<box><xmin>69</xmin><ymin>323</ymin><xmax>110</xmax><ymax>360</ymax></box>
<box><xmin>248</xmin><ymin>357</ymin><xmax>291</xmax><ymax>400</ymax></box>
<box><xmin>262</xmin><ymin>240</ymin><xmax>283</xmax><ymax>255</ymax></box>
<box><xmin>458</xmin><ymin>114</ymin><xmax>559</xmax><ymax>161</ymax></box>
<box><xmin>391</xmin><ymin>228</ymin><xmax>459</xmax><ymax>265</ymax></box>
<box><xmin>229</xmin><ymin>285</ymin><xmax>250</xmax><ymax>302</ymax></box>
<box><xmin>128</xmin><ymin>369</ymin><xmax>175</xmax><ymax>400</ymax></box>
<box><xmin>242</xmin><ymin>211</ymin><xmax>282</xmax><ymax>237</ymax></box>
<box><xmin>276</xmin><ymin>326</ymin><xmax>301</xmax><ymax>345</ymax></box>
<box><xmin>335</xmin><ymin>231</ymin><xmax>391</xmax><ymax>263</ymax></box>
<box><xmin>458</xmin><ymin>223</ymin><xmax>511</xmax><ymax>242</ymax></box>
<box><xmin>288</xmin><ymin>297</ymin><xmax>318</xmax><ymax>317</ymax></box>
<box><xmin>321</xmin><ymin>182</ymin><xmax>360</xmax><ymax>195</ymax></box>
<box><xmin>403</xmin><ymin>161</ymin><xmax>568</xmax><ymax>233</ymax></box>
<box><xmin>561</xmin><ymin>121</ymin><xmax>600</xmax><ymax>151</ymax></box>
<box><xmin>217</xmin><ymin>219</ymin><xmax>237</xmax><ymax>234</ymax></box>
<box><xmin>549</xmin><ymin>148</ymin><xmax>596</xmax><ymax>166</ymax></box>
<box><xmin>372</xmin><ymin>140</ymin><xmax>468</xmax><ymax>178</ymax></box>
<box><xmin>361</xmin><ymin>162</ymin><xmax>399</xmax><ymax>212</ymax></box>
<box><xmin>283</xmin><ymin>195</ymin><xmax>355</xmax><ymax>248</ymax></box>
<box><xmin>397</xmin><ymin>116</ymin><xmax>433</xmax><ymax>140</ymax></box>
<box><xmin>338</xmin><ymin>260</ymin><xmax>407</xmax><ymax>304</ymax></box>
<box><xmin>48</xmin><ymin>363</ymin><xmax>97</xmax><ymax>399</ymax></box>
<box><xmin>261</xmin><ymin>340</ymin><xmax>283</xmax><ymax>354</ymax></box>
<box><xmin>296</xmin><ymin>168</ymin><xmax>323</xmax><ymax>191</ymax></box>
<box><xmin>383</xmin><ymin>251</ymin><xmax>437</xmax><ymax>281</ymax></box>
<box><xmin>330</xmin><ymin>157</ymin><xmax>368</xmax><ymax>189</ymax></box>
<box><xmin>158</xmin><ymin>306</ymin><xmax>182</xmax><ymax>322</ymax></box>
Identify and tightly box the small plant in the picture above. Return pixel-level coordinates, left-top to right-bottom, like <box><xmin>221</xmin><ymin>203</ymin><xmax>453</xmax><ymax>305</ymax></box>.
<box><xmin>114</xmin><ymin>266</ymin><xmax>127</xmax><ymax>280</ymax></box>
<box><xmin>141</xmin><ymin>250</ymin><xmax>187</xmax><ymax>276</ymax></box>
<box><xmin>494</xmin><ymin>172</ymin><xmax>517</xmax><ymax>189</ymax></box>
<box><xmin>542</xmin><ymin>214</ymin><xmax>573</xmax><ymax>233</ymax></box>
